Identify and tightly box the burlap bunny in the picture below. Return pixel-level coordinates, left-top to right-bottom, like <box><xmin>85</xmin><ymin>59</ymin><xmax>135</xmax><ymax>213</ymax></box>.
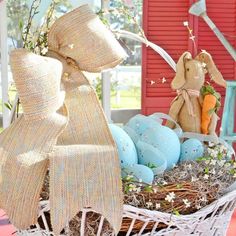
<box><xmin>166</xmin><ymin>51</ymin><xmax>226</xmax><ymax>136</ymax></box>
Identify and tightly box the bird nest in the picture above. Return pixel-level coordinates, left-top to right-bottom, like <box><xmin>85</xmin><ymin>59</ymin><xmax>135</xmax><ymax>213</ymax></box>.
<box><xmin>40</xmin><ymin>143</ymin><xmax>236</xmax><ymax>235</ymax></box>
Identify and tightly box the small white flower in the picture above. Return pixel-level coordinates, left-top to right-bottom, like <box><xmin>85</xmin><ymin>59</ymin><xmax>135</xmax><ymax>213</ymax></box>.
<box><xmin>196</xmin><ymin>204</ymin><xmax>201</xmax><ymax>210</ymax></box>
<box><xmin>155</xmin><ymin>203</ymin><xmax>161</xmax><ymax>210</ymax></box>
<box><xmin>208</xmin><ymin>142</ymin><xmax>215</xmax><ymax>147</ymax></box>
<box><xmin>210</xmin><ymin>160</ymin><xmax>217</xmax><ymax>166</ymax></box>
<box><xmin>162</xmin><ymin>180</ymin><xmax>168</xmax><ymax>185</ymax></box>
<box><xmin>138</xmin><ymin>178</ymin><xmax>143</xmax><ymax>183</ymax></box>
<box><xmin>162</xmin><ymin>77</ymin><xmax>166</xmax><ymax>83</ymax></box>
<box><xmin>187</xmin><ymin>164</ymin><xmax>192</xmax><ymax>169</ymax></box>
<box><xmin>183</xmin><ymin>21</ymin><xmax>189</xmax><ymax>26</ymax></box>
<box><xmin>210</xmin><ymin>169</ymin><xmax>216</xmax><ymax>175</ymax></box>
<box><xmin>136</xmin><ymin>187</ymin><xmax>141</xmax><ymax>193</ymax></box>
<box><xmin>203</xmin><ymin>174</ymin><xmax>209</xmax><ymax>180</ymax></box>
<box><xmin>146</xmin><ymin>201</ymin><xmax>153</xmax><ymax>208</ymax></box>
<box><xmin>165</xmin><ymin>192</ymin><xmax>176</xmax><ymax>203</ymax></box>
<box><xmin>191</xmin><ymin>176</ymin><xmax>198</xmax><ymax>182</ymax></box>
<box><xmin>205</xmin><ymin>160</ymin><xmax>210</xmax><ymax>165</ymax></box>
<box><xmin>218</xmin><ymin>160</ymin><xmax>226</xmax><ymax>167</ymax></box>
<box><xmin>190</xmin><ymin>35</ymin><xmax>195</xmax><ymax>41</ymax></box>
<box><xmin>128</xmin><ymin>184</ymin><xmax>137</xmax><ymax>192</ymax></box>
<box><xmin>68</xmin><ymin>44</ymin><xmax>74</xmax><ymax>49</ymax></box>
<box><xmin>41</xmin><ymin>47</ymin><xmax>48</xmax><ymax>55</ymax></box>
<box><xmin>150</xmin><ymin>80</ymin><xmax>155</xmax><ymax>85</ymax></box>
<box><xmin>183</xmin><ymin>199</ymin><xmax>191</xmax><ymax>208</ymax></box>
<box><xmin>153</xmin><ymin>188</ymin><xmax>158</xmax><ymax>194</ymax></box>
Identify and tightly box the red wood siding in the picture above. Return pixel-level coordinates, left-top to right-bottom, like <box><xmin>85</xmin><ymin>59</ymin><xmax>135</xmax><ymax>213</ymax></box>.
<box><xmin>142</xmin><ymin>0</ymin><xmax>236</xmax><ymax>118</ymax></box>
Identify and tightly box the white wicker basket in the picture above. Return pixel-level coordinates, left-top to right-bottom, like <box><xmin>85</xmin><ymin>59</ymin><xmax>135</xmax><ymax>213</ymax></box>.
<box><xmin>17</xmin><ymin>189</ymin><xmax>236</xmax><ymax>236</ymax></box>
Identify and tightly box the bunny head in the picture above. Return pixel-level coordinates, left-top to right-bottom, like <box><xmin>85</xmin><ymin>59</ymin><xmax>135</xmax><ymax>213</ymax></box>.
<box><xmin>171</xmin><ymin>52</ymin><xmax>205</xmax><ymax>91</ymax></box>
<box><xmin>195</xmin><ymin>51</ymin><xmax>226</xmax><ymax>88</ymax></box>
<box><xmin>171</xmin><ymin>51</ymin><xmax>226</xmax><ymax>91</ymax></box>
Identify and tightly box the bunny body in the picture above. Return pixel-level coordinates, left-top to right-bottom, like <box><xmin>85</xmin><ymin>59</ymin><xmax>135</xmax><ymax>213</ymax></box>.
<box><xmin>167</xmin><ymin>51</ymin><xmax>226</xmax><ymax>135</ymax></box>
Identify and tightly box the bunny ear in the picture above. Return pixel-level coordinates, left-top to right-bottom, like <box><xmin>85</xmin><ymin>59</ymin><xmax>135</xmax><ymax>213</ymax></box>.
<box><xmin>171</xmin><ymin>51</ymin><xmax>192</xmax><ymax>90</ymax></box>
<box><xmin>195</xmin><ymin>51</ymin><xmax>226</xmax><ymax>88</ymax></box>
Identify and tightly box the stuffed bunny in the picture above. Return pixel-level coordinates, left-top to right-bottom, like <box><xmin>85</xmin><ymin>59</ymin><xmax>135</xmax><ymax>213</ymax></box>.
<box><xmin>166</xmin><ymin>51</ymin><xmax>226</xmax><ymax>136</ymax></box>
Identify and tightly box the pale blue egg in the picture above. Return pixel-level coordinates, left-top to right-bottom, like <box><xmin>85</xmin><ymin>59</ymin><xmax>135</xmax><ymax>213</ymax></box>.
<box><xmin>122</xmin><ymin>164</ymin><xmax>154</xmax><ymax>184</ymax></box>
<box><xmin>109</xmin><ymin>124</ymin><xmax>138</xmax><ymax>167</ymax></box>
<box><xmin>124</xmin><ymin>115</ymin><xmax>161</xmax><ymax>143</ymax></box>
<box><xmin>140</xmin><ymin>126</ymin><xmax>181</xmax><ymax>169</ymax></box>
<box><xmin>180</xmin><ymin>139</ymin><xmax>204</xmax><ymax>162</ymax></box>
<box><xmin>136</xmin><ymin>141</ymin><xmax>167</xmax><ymax>175</ymax></box>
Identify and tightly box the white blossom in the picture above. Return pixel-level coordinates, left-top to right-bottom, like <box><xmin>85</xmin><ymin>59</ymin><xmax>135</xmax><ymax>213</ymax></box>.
<box><xmin>162</xmin><ymin>77</ymin><xmax>167</xmax><ymax>84</ymax></box>
<box><xmin>210</xmin><ymin>160</ymin><xmax>217</xmax><ymax>166</ymax></box>
<box><xmin>203</xmin><ymin>174</ymin><xmax>209</xmax><ymax>180</ymax></box>
<box><xmin>155</xmin><ymin>203</ymin><xmax>161</xmax><ymax>210</ymax></box>
<box><xmin>196</xmin><ymin>204</ymin><xmax>201</xmax><ymax>210</ymax></box>
<box><xmin>183</xmin><ymin>199</ymin><xmax>191</xmax><ymax>208</ymax></box>
<box><xmin>146</xmin><ymin>201</ymin><xmax>153</xmax><ymax>208</ymax></box>
<box><xmin>208</xmin><ymin>142</ymin><xmax>215</xmax><ymax>147</ymax></box>
<box><xmin>218</xmin><ymin>160</ymin><xmax>226</xmax><ymax>167</ymax></box>
<box><xmin>187</xmin><ymin>164</ymin><xmax>192</xmax><ymax>169</ymax></box>
<box><xmin>165</xmin><ymin>192</ymin><xmax>176</xmax><ymax>203</ymax></box>
<box><xmin>205</xmin><ymin>160</ymin><xmax>210</xmax><ymax>165</ymax></box>
<box><xmin>41</xmin><ymin>47</ymin><xmax>48</xmax><ymax>55</ymax></box>
<box><xmin>210</xmin><ymin>169</ymin><xmax>216</xmax><ymax>175</ymax></box>
<box><xmin>68</xmin><ymin>44</ymin><xmax>74</xmax><ymax>49</ymax></box>
<box><xmin>183</xmin><ymin>21</ymin><xmax>189</xmax><ymax>26</ymax></box>
<box><xmin>191</xmin><ymin>176</ymin><xmax>198</xmax><ymax>182</ymax></box>
<box><xmin>150</xmin><ymin>80</ymin><xmax>155</xmax><ymax>85</ymax></box>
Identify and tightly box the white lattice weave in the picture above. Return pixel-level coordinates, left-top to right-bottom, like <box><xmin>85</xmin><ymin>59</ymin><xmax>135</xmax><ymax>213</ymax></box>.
<box><xmin>17</xmin><ymin>189</ymin><xmax>236</xmax><ymax>236</ymax></box>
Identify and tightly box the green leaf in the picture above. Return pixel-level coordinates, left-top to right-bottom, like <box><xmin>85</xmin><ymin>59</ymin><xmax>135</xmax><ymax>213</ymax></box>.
<box><xmin>176</xmin><ymin>184</ymin><xmax>183</xmax><ymax>189</ymax></box>
<box><xmin>146</xmin><ymin>162</ymin><xmax>157</xmax><ymax>169</ymax></box>
<box><xmin>204</xmin><ymin>167</ymin><xmax>209</xmax><ymax>174</ymax></box>
<box><xmin>19</xmin><ymin>20</ymin><xmax>23</xmax><ymax>30</ymax></box>
<box><xmin>4</xmin><ymin>102</ymin><xmax>12</xmax><ymax>110</ymax></box>
<box><xmin>173</xmin><ymin>209</ymin><xmax>180</xmax><ymax>216</ymax></box>
<box><xmin>144</xmin><ymin>185</ymin><xmax>153</xmax><ymax>193</ymax></box>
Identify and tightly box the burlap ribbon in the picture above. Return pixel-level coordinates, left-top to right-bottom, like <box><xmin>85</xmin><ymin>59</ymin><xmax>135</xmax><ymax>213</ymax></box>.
<box><xmin>177</xmin><ymin>89</ymin><xmax>200</xmax><ymax>117</ymax></box>
<box><xmin>47</xmin><ymin>51</ymin><xmax>123</xmax><ymax>235</ymax></box>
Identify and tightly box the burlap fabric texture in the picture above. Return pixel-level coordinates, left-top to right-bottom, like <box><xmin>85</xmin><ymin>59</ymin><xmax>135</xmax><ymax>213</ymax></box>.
<box><xmin>0</xmin><ymin>49</ymin><xmax>68</xmax><ymax>229</ymax></box>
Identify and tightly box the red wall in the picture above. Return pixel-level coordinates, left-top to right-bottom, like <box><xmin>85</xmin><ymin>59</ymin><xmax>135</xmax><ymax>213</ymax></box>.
<box><xmin>142</xmin><ymin>0</ymin><xmax>236</xmax><ymax>125</ymax></box>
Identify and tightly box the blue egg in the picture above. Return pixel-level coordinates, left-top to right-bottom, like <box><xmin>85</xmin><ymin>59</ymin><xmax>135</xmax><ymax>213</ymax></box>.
<box><xmin>136</xmin><ymin>141</ymin><xmax>167</xmax><ymax>175</ymax></box>
<box><xmin>140</xmin><ymin>126</ymin><xmax>180</xmax><ymax>169</ymax></box>
<box><xmin>122</xmin><ymin>164</ymin><xmax>154</xmax><ymax>184</ymax></box>
<box><xmin>124</xmin><ymin>115</ymin><xmax>161</xmax><ymax>143</ymax></box>
<box><xmin>180</xmin><ymin>139</ymin><xmax>204</xmax><ymax>162</ymax></box>
<box><xmin>109</xmin><ymin>124</ymin><xmax>138</xmax><ymax>167</ymax></box>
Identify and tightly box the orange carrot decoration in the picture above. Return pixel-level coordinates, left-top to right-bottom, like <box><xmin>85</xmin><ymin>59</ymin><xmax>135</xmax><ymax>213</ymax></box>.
<box><xmin>201</xmin><ymin>85</ymin><xmax>221</xmax><ymax>134</ymax></box>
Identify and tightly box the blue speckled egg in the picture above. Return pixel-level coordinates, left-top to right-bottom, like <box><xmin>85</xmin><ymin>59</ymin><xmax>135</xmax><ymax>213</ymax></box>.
<box><xmin>124</xmin><ymin>115</ymin><xmax>161</xmax><ymax>143</ymax></box>
<box><xmin>122</xmin><ymin>164</ymin><xmax>154</xmax><ymax>184</ymax></box>
<box><xmin>136</xmin><ymin>141</ymin><xmax>167</xmax><ymax>175</ymax></box>
<box><xmin>140</xmin><ymin>126</ymin><xmax>181</xmax><ymax>169</ymax></box>
<box><xmin>109</xmin><ymin>124</ymin><xmax>138</xmax><ymax>167</ymax></box>
<box><xmin>180</xmin><ymin>138</ymin><xmax>204</xmax><ymax>162</ymax></box>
